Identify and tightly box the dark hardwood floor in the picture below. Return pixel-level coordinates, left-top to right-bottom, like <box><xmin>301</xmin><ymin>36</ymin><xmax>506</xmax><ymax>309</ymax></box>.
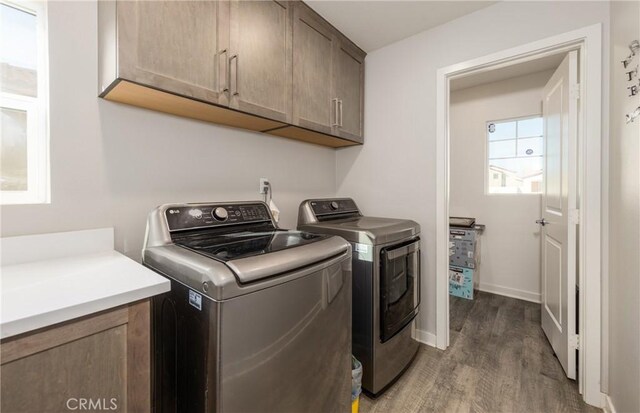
<box><xmin>360</xmin><ymin>291</ymin><xmax>600</xmax><ymax>413</ymax></box>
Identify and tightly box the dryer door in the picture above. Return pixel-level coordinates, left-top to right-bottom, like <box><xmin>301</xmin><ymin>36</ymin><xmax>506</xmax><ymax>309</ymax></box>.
<box><xmin>380</xmin><ymin>238</ymin><xmax>420</xmax><ymax>342</ymax></box>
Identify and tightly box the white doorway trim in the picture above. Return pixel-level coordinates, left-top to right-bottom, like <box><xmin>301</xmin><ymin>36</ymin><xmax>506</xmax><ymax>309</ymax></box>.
<box><xmin>435</xmin><ymin>24</ymin><xmax>604</xmax><ymax>407</ymax></box>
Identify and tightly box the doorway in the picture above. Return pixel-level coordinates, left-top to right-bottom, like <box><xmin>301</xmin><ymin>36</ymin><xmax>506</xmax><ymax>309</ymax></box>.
<box><xmin>435</xmin><ymin>25</ymin><xmax>604</xmax><ymax>408</ymax></box>
<box><xmin>448</xmin><ymin>48</ymin><xmax>580</xmax><ymax>388</ymax></box>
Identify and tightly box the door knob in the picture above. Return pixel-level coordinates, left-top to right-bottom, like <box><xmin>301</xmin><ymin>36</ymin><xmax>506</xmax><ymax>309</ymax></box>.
<box><xmin>536</xmin><ymin>218</ymin><xmax>548</xmax><ymax>226</ymax></box>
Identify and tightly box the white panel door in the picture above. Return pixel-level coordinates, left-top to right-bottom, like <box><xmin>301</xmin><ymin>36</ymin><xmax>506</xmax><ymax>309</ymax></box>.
<box><xmin>540</xmin><ymin>51</ymin><xmax>578</xmax><ymax>379</ymax></box>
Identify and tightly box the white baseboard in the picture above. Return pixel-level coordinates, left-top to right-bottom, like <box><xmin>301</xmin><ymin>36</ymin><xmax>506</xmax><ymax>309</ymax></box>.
<box><xmin>477</xmin><ymin>282</ymin><xmax>541</xmax><ymax>303</ymax></box>
<box><xmin>603</xmin><ymin>394</ymin><xmax>616</xmax><ymax>413</ymax></box>
<box><xmin>414</xmin><ymin>329</ymin><xmax>437</xmax><ymax>348</ymax></box>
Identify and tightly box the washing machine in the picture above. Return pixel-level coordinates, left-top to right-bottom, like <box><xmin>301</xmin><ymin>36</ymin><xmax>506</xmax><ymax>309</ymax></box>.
<box><xmin>298</xmin><ymin>198</ymin><xmax>420</xmax><ymax>396</ymax></box>
<box><xmin>143</xmin><ymin>201</ymin><xmax>352</xmax><ymax>412</ymax></box>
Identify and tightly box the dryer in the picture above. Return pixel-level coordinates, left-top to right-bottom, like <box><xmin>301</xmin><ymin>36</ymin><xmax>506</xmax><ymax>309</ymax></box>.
<box><xmin>298</xmin><ymin>198</ymin><xmax>420</xmax><ymax>396</ymax></box>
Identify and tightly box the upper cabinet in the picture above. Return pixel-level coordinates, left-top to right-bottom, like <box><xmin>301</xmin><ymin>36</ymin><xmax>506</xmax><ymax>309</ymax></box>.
<box><xmin>108</xmin><ymin>1</ymin><xmax>227</xmax><ymax>105</ymax></box>
<box><xmin>292</xmin><ymin>3</ymin><xmax>336</xmax><ymax>135</ymax></box>
<box><xmin>333</xmin><ymin>38</ymin><xmax>365</xmax><ymax>143</ymax></box>
<box><xmin>290</xmin><ymin>3</ymin><xmax>365</xmax><ymax>142</ymax></box>
<box><xmin>98</xmin><ymin>0</ymin><xmax>365</xmax><ymax>147</ymax></box>
<box><xmin>229</xmin><ymin>1</ymin><xmax>292</xmax><ymax>122</ymax></box>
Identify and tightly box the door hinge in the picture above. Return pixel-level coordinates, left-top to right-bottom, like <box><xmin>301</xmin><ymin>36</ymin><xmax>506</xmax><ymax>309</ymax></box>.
<box><xmin>570</xmin><ymin>83</ymin><xmax>581</xmax><ymax>100</ymax></box>
<box><xmin>569</xmin><ymin>334</ymin><xmax>580</xmax><ymax>350</ymax></box>
<box><xmin>569</xmin><ymin>209</ymin><xmax>580</xmax><ymax>224</ymax></box>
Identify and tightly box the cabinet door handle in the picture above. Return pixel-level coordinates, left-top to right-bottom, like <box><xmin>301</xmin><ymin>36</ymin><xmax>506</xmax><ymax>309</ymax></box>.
<box><xmin>218</xmin><ymin>49</ymin><xmax>228</xmax><ymax>93</ymax></box>
<box><xmin>338</xmin><ymin>99</ymin><xmax>343</xmax><ymax>127</ymax></box>
<box><xmin>230</xmin><ymin>54</ymin><xmax>239</xmax><ymax>96</ymax></box>
<box><xmin>332</xmin><ymin>98</ymin><xmax>339</xmax><ymax>127</ymax></box>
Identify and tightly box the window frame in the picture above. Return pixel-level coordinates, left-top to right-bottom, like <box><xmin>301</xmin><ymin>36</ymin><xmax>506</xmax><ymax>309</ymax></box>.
<box><xmin>485</xmin><ymin>114</ymin><xmax>544</xmax><ymax>196</ymax></box>
<box><xmin>0</xmin><ymin>0</ymin><xmax>49</xmax><ymax>205</ymax></box>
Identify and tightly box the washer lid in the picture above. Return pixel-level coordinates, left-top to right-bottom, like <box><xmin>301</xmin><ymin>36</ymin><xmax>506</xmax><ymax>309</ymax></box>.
<box><xmin>175</xmin><ymin>229</ymin><xmax>325</xmax><ymax>262</ymax></box>
<box><xmin>225</xmin><ymin>235</ymin><xmax>350</xmax><ymax>283</ymax></box>
<box><xmin>299</xmin><ymin>216</ymin><xmax>420</xmax><ymax>245</ymax></box>
<box><xmin>143</xmin><ymin>236</ymin><xmax>351</xmax><ymax>301</ymax></box>
<box><xmin>174</xmin><ymin>229</ymin><xmax>349</xmax><ymax>284</ymax></box>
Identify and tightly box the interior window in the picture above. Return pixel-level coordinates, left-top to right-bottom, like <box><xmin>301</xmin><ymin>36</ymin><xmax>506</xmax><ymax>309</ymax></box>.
<box><xmin>486</xmin><ymin>116</ymin><xmax>543</xmax><ymax>194</ymax></box>
<box><xmin>0</xmin><ymin>1</ymin><xmax>49</xmax><ymax>204</ymax></box>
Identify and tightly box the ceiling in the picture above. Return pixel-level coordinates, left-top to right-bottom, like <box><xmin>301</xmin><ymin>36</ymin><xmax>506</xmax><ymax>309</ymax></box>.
<box><xmin>306</xmin><ymin>1</ymin><xmax>497</xmax><ymax>52</ymax></box>
<box><xmin>450</xmin><ymin>52</ymin><xmax>566</xmax><ymax>91</ymax></box>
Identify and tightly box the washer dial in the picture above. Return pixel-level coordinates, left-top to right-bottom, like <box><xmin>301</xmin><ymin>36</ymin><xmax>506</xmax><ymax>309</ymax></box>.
<box><xmin>212</xmin><ymin>207</ymin><xmax>229</xmax><ymax>221</ymax></box>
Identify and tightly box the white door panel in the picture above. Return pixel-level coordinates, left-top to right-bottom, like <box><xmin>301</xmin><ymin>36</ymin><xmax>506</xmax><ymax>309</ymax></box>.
<box><xmin>540</xmin><ymin>50</ymin><xmax>578</xmax><ymax>380</ymax></box>
<box><xmin>544</xmin><ymin>235</ymin><xmax>562</xmax><ymax>329</ymax></box>
<box><xmin>545</xmin><ymin>82</ymin><xmax>564</xmax><ymax>211</ymax></box>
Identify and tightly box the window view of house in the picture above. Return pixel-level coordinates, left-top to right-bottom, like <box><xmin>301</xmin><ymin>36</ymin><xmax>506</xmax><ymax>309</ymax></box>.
<box><xmin>0</xmin><ymin>1</ymin><xmax>48</xmax><ymax>204</ymax></box>
<box><xmin>487</xmin><ymin>116</ymin><xmax>543</xmax><ymax>194</ymax></box>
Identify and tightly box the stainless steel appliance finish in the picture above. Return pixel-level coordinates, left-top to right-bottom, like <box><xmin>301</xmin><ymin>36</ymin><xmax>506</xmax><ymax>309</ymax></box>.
<box><xmin>143</xmin><ymin>201</ymin><xmax>352</xmax><ymax>412</ymax></box>
<box><xmin>298</xmin><ymin>198</ymin><xmax>420</xmax><ymax>396</ymax></box>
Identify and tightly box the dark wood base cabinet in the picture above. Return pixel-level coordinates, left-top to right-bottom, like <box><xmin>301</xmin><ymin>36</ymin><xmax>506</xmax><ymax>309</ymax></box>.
<box><xmin>0</xmin><ymin>300</ymin><xmax>151</xmax><ymax>413</ymax></box>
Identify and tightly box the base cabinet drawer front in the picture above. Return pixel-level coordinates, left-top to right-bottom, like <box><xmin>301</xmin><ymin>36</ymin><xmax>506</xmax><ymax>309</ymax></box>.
<box><xmin>115</xmin><ymin>0</ymin><xmax>227</xmax><ymax>105</ymax></box>
<box><xmin>333</xmin><ymin>39</ymin><xmax>365</xmax><ymax>143</ymax></box>
<box><xmin>229</xmin><ymin>0</ymin><xmax>293</xmax><ymax>122</ymax></box>
<box><xmin>0</xmin><ymin>301</ymin><xmax>151</xmax><ymax>413</ymax></box>
<box><xmin>292</xmin><ymin>3</ymin><xmax>336</xmax><ymax>135</ymax></box>
<box><xmin>1</xmin><ymin>327</ymin><xmax>127</xmax><ymax>413</ymax></box>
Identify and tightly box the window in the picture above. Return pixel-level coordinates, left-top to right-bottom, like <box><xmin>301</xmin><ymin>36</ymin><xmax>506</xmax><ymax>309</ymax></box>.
<box><xmin>0</xmin><ymin>1</ymin><xmax>48</xmax><ymax>204</ymax></box>
<box><xmin>487</xmin><ymin>116</ymin><xmax>543</xmax><ymax>194</ymax></box>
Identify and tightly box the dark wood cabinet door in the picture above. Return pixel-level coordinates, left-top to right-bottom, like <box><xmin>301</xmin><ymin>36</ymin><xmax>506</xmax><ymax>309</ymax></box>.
<box><xmin>291</xmin><ymin>3</ymin><xmax>335</xmax><ymax>135</ymax></box>
<box><xmin>117</xmin><ymin>0</ymin><xmax>228</xmax><ymax>105</ymax></box>
<box><xmin>228</xmin><ymin>0</ymin><xmax>292</xmax><ymax>122</ymax></box>
<box><xmin>1</xmin><ymin>301</ymin><xmax>151</xmax><ymax>413</ymax></box>
<box><xmin>333</xmin><ymin>38</ymin><xmax>365</xmax><ymax>143</ymax></box>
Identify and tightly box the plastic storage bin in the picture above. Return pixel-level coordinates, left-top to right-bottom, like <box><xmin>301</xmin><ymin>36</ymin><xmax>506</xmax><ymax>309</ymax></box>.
<box><xmin>352</xmin><ymin>356</ymin><xmax>362</xmax><ymax>413</ymax></box>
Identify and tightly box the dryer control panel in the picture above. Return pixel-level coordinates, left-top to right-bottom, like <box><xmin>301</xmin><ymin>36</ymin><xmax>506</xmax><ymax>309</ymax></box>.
<box><xmin>165</xmin><ymin>203</ymin><xmax>272</xmax><ymax>232</ymax></box>
<box><xmin>310</xmin><ymin>199</ymin><xmax>359</xmax><ymax>216</ymax></box>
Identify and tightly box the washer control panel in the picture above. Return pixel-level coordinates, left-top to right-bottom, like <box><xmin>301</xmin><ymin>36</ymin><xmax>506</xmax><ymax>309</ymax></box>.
<box><xmin>310</xmin><ymin>199</ymin><xmax>359</xmax><ymax>216</ymax></box>
<box><xmin>165</xmin><ymin>203</ymin><xmax>271</xmax><ymax>231</ymax></box>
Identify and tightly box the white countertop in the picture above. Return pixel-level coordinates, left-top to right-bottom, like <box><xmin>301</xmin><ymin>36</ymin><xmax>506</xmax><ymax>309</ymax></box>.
<box><xmin>1</xmin><ymin>228</ymin><xmax>170</xmax><ymax>339</ymax></box>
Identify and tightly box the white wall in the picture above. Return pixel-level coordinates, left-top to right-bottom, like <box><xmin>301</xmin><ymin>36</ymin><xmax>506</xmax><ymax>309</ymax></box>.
<box><xmin>336</xmin><ymin>1</ymin><xmax>610</xmax><ymax>336</ymax></box>
<box><xmin>450</xmin><ymin>70</ymin><xmax>554</xmax><ymax>303</ymax></box>
<box><xmin>0</xmin><ymin>1</ymin><xmax>337</xmax><ymax>259</ymax></box>
<box><xmin>607</xmin><ymin>1</ymin><xmax>640</xmax><ymax>412</ymax></box>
